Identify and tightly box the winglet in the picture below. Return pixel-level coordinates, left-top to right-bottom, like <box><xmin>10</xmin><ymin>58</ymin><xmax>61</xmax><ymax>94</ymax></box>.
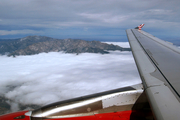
<box><xmin>135</xmin><ymin>24</ymin><xmax>145</xmax><ymax>30</ymax></box>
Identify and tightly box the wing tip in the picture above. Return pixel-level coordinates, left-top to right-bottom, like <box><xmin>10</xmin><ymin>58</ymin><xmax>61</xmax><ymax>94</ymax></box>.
<box><xmin>135</xmin><ymin>24</ymin><xmax>145</xmax><ymax>30</ymax></box>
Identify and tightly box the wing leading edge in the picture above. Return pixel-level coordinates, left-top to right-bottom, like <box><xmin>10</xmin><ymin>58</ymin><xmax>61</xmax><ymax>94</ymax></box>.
<box><xmin>126</xmin><ymin>29</ymin><xmax>180</xmax><ymax>120</ymax></box>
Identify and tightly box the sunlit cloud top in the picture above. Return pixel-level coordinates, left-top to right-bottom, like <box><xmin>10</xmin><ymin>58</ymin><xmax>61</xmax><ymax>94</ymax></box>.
<box><xmin>0</xmin><ymin>42</ymin><xmax>140</xmax><ymax>112</ymax></box>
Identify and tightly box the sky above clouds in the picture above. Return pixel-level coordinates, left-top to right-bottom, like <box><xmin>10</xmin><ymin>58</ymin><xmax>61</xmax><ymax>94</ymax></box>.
<box><xmin>0</xmin><ymin>0</ymin><xmax>180</xmax><ymax>41</ymax></box>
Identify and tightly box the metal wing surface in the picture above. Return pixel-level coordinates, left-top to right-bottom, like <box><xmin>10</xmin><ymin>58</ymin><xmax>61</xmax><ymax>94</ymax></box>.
<box><xmin>126</xmin><ymin>29</ymin><xmax>180</xmax><ymax>120</ymax></box>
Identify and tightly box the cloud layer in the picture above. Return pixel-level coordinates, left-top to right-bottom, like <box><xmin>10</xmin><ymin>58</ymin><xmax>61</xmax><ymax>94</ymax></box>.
<box><xmin>0</xmin><ymin>42</ymin><xmax>140</xmax><ymax>112</ymax></box>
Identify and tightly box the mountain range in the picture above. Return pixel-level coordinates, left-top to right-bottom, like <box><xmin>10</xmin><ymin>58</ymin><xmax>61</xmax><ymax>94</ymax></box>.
<box><xmin>0</xmin><ymin>36</ymin><xmax>131</xmax><ymax>56</ymax></box>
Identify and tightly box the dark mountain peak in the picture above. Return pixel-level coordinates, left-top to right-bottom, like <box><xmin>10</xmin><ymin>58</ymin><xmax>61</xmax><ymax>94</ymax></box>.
<box><xmin>19</xmin><ymin>35</ymin><xmax>56</xmax><ymax>42</ymax></box>
<box><xmin>64</xmin><ymin>38</ymin><xmax>72</xmax><ymax>41</ymax></box>
<box><xmin>20</xmin><ymin>36</ymin><xmax>38</xmax><ymax>41</ymax></box>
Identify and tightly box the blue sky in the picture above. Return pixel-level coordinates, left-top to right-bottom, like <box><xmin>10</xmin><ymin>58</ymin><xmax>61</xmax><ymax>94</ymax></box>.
<box><xmin>0</xmin><ymin>0</ymin><xmax>180</xmax><ymax>42</ymax></box>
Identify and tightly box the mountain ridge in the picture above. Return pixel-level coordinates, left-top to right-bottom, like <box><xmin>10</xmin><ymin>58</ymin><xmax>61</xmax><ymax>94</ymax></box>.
<box><xmin>0</xmin><ymin>36</ymin><xmax>131</xmax><ymax>56</ymax></box>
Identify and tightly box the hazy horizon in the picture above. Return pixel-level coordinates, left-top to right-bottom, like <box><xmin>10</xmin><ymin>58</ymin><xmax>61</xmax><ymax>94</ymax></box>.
<box><xmin>1</xmin><ymin>35</ymin><xmax>180</xmax><ymax>45</ymax></box>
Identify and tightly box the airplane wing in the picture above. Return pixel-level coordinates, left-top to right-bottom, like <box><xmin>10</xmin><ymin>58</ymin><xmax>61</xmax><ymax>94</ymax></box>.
<box><xmin>126</xmin><ymin>28</ymin><xmax>180</xmax><ymax>120</ymax></box>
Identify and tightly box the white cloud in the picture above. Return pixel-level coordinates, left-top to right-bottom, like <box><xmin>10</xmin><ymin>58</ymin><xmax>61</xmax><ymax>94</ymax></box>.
<box><xmin>0</xmin><ymin>44</ymin><xmax>140</xmax><ymax>111</ymax></box>
<box><xmin>0</xmin><ymin>30</ymin><xmax>43</xmax><ymax>35</ymax></box>
<box><xmin>104</xmin><ymin>42</ymin><xmax>130</xmax><ymax>48</ymax></box>
<box><xmin>147</xmin><ymin>9</ymin><xmax>173</xmax><ymax>15</ymax></box>
<box><xmin>79</xmin><ymin>12</ymin><xmax>129</xmax><ymax>26</ymax></box>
